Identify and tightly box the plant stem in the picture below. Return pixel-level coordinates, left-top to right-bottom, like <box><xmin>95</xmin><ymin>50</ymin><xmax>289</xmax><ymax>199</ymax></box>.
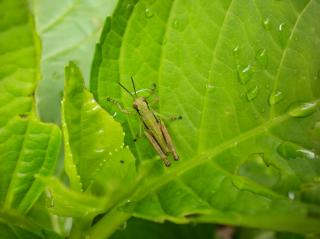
<box><xmin>87</xmin><ymin>208</ymin><xmax>131</xmax><ymax>239</ymax></box>
<box><xmin>69</xmin><ymin>219</ymin><xmax>90</xmax><ymax>239</ymax></box>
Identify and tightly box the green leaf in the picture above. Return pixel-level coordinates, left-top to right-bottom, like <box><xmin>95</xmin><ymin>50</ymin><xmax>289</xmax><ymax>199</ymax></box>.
<box><xmin>41</xmin><ymin>177</ymin><xmax>106</xmax><ymax>218</ymax></box>
<box><xmin>0</xmin><ymin>215</ymin><xmax>62</xmax><ymax>239</ymax></box>
<box><xmin>110</xmin><ymin>218</ymin><xmax>215</xmax><ymax>239</ymax></box>
<box><xmin>62</xmin><ymin>62</ymin><xmax>136</xmax><ymax>204</ymax></box>
<box><xmin>91</xmin><ymin>0</ymin><xmax>320</xmax><ymax>234</ymax></box>
<box><xmin>0</xmin><ymin>0</ymin><xmax>61</xmax><ymax>216</ymax></box>
<box><xmin>0</xmin><ymin>221</ymin><xmax>61</xmax><ymax>239</ymax></box>
<box><xmin>32</xmin><ymin>0</ymin><xmax>118</xmax><ymax>123</ymax></box>
<box><xmin>52</xmin><ymin>62</ymin><xmax>137</xmax><ymax>238</ymax></box>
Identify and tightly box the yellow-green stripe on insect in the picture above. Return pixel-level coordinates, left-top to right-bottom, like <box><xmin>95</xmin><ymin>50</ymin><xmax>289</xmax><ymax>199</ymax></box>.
<box><xmin>107</xmin><ymin>77</ymin><xmax>180</xmax><ymax>167</ymax></box>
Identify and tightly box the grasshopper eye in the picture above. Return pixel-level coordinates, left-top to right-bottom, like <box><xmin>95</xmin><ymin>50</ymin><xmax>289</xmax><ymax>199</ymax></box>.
<box><xmin>133</xmin><ymin>102</ymin><xmax>138</xmax><ymax>109</ymax></box>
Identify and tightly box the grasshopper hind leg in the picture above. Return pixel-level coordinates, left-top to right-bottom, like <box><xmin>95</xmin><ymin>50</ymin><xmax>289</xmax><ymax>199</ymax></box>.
<box><xmin>159</xmin><ymin>122</ymin><xmax>179</xmax><ymax>161</ymax></box>
<box><xmin>144</xmin><ymin>130</ymin><xmax>171</xmax><ymax>167</ymax></box>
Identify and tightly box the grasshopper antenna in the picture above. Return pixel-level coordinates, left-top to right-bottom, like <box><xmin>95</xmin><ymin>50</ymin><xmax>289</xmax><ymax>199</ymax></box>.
<box><xmin>118</xmin><ymin>82</ymin><xmax>135</xmax><ymax>99</ymax></box>
<box><xmin>131</xmin><ymin>76</ymin><xmax>138</xmax><ymax>98</ymax></box>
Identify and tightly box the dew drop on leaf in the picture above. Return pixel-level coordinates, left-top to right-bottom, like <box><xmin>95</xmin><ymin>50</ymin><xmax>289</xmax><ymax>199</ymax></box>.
<box><xmin>172</xmin><ymin>19</ymin><xmax>179</xmax><ymax>29</ymax></box>
<box><xmin>263</xmin><ymin>17</ymin><xmax>271</xmax><ymax>30</ymax></box>
<box><xmin>238</xmin><ymin>64</ymin><xmax>253</xmax><ymax>84</ymax></box>
<box><xmin>255</xmin><ymin>48</ymin><xmax>268</xmax><ymax>68</ymax></box>
<box><xmin>119</xmin><ymin>221</ymin><xmax>127</xmax><ymax>231</ymax></box>
<box><xmin>288</xmin><ymin>191</ymin><xmax>295</xmax><ymax>200</ymax></box>
<box><xmin>144</xmin><ymin>8</ymin><xmax>154</xmax><ymax>18</ymax></box>
<box><xmin>127</xmin><ymin>3</ymin><xmax>133</xmax><ymax>11</ymax></box>
<box><xmin>238</xmin><ymin>153</ymin><xmax>280</xmax><ymax>187</ymax></box>
<box><xmin>277</xmin><ymin>142</ymin><xmax>317</xmax><ymax>160</ymax></box>
<box><xmin>120</xmin><ymin>199</ymin><xmax>136</xmax><ymax>213</ymax></box>
<box><xmin>278</xmin><ymin>22</ymin><xmax>288</xmax><ymax>47</ymax></box>
<box><xmin>269</xmin><ymin>90</ymin><xmax>283</xmax><ymax>105</ymax></box>
<box><xmin>206</xmin><ymin>83</ymin><xmax>215</xmax><ymax>90</ymax></box>
<box><xmin>233</xmin><ymin>44</ymin><xmax>240</xmax><ymax>56</ymax></box>
<box><xmin>246</xmin><ymin>85</ymin><xmax>259</xmax><ymax>101</ymax></box>
<box><xmin>288</xmin><ymin>102</ymin><xmax>317</xmax><ymax>118</ymax></box>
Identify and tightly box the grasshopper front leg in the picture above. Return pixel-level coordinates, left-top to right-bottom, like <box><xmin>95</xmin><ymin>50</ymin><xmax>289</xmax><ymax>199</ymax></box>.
<box><xmin>144</xmin><ymin>130</ymin><xmax>171</xmax><ymax>167</ymax></box>
<box><xmin>106</xmin><ymin>97</ymin><xmax>135</xmax><ymax>114</ymax></box>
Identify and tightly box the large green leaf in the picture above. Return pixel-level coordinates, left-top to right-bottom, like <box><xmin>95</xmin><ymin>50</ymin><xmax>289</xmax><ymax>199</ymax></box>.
<box><xmin>0</xmin><ymin>0</ymin><xmax>61</xmax><ymax>235</ymax></box>
<box><xmin>32</xmin><ymin>0</ymin><xmax>118</xmax><ymax>123</ymax></box>
<box><xmin>90</xmin><ymin>0</ymin><xmax>320</xmax><ymax>235</ymax></box>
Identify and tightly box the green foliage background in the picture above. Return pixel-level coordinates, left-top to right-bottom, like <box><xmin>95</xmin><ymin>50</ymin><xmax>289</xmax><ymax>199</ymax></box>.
<box><xmin>0</xmin><ymin>0</ymin><xmax>319</xmax><ymax>238</ymax></box>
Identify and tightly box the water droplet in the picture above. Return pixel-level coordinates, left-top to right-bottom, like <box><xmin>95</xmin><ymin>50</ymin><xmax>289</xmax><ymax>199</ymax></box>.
<box><xmin>296</xmin><ymin>149</ymin><xmax>317</xmax><ymax>160</ymax></box>
<box><xmin>127</xmin><ymin>3</ymin><xmax>133</xmax><ymax>11</ymax></box>
<box><xmin>269</xmin><ymin>90</ymin><xmax>283</xmax><ymax>105</ymax></box>
<box><xmin>246</xmin><ymin>85</ymin><xmax>259</xmax><ymax>101</ymax></box>
<box><xmin>277</xmin><ymin>142</ymin><xmax>317</xmax><ymax>160</ymax></box>
<box><xmin>144</xmin><ymin>8</ymin><xmax>153</xmax><ymax>18</ymax></box>
<box><xmin>289</xmin><ymin>102</ymin><xmax>317</xmax><ymax>118</ymax></box>
<box><xmin>263</xmin><ymin>17</ymin><xmax>271</xmax><ymax>30</ymax></box>
<box><xmin>206</xmin><ymin>83</ymin><xmax>215</xmax><ymax>90</ymax></box>
<box><xmin>238</xmin><ymin>64</ymin><xmax>253</xmax><ymax>84</ymax></box>
<box><xmin>95</xmin><ymin>148</ymin><xmax>105</xmax><ymax>153</ymax></box>
<box><xmin>288</xmin><ymin>191</ymin><xmax>295</xmax><ymax>200</ymax></box>
<box><xmin>255</xmin><ymin>48</ymin><xmax>268</xmax><ymax>68</ymax></box>
<box><xmin>172</xmin><ymin>19</ymin><xmax>179</xmax><ymax>29</ymax></box>
<box><xmin>233</xmin><ymin>45</ymin><xmax>240</xmax><ymax>56</ymax></box>
<box><xmin>313</xmin><ymin>70</ymin><xmax>320</xmax><ymax>81</ymax></box>
<box><xmin>119</xmin><ymin>221</ymin><xmax>127</xmax><ymax>230</ymax></box>
<box><xmin>237</xmin><ymin>153</ymin><xmax>280</xmax><ymax>187</ymax></box>
<box><xmin>120</xmin><ymin>200</ymin><xmax>136</xmax><ymax>213</ymax></box>
<box><xmin>278</xmin><ymin>22</ymin><xmax>288</xmax><ymax>47</ymax></box>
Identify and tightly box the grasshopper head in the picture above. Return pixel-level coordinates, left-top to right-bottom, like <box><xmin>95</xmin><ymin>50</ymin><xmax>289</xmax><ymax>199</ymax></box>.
<box><xmin>133</xmin><ymin>97</ymin><xmax>146</xmax><ymax>110</ymax></box>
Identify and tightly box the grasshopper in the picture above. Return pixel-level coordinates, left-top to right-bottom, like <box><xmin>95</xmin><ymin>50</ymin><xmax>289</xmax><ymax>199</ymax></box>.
<box><xmin>107</xmin><ymin>77</ymin><xmax>180</xmax><ymax>167</ymax></box>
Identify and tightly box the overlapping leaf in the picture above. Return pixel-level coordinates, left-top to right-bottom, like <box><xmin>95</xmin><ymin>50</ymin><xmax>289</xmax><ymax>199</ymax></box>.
<box><xmin>32</xmin><ymin>0</ymin><xmax>118</xmax><ymax>123</ymax></box>
<box><xmin>63</xmin><ymin>62</ymin><xmax>136</xmax><ymax>196</ymax></box>
<box><xmin>0</xmin><ymin>0</ymin><xmax>61</xmax><ymax>237</ymax></box>
<box><xmin>43</xmin><ymin>62</ymin><xmax>136</xmax><ymax>223</ymax></box>
<box><xmin>91</xmin><ymin>0</ymin><xmax>320</xmax><ymax>234</ymax></box>
<box><xmin>0</xmin><ymin>0</ymin><xmax>61</xmax><ymax>214</ymax></box>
